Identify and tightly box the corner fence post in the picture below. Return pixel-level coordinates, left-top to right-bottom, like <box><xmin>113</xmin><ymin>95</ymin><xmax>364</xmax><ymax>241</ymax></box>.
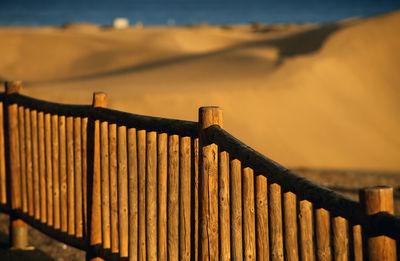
<box><xmin>5</xmin><ymin>81</ymin><xmax>31</xmax><ymax>250</ymax></box>
<box><xmin>198</xmin><ymin>106</ymin><xmax>222</xmax><ymax>261</ymax></box>
<box><xmin>360</xmin><ymin>186</ymin><xmax>397</xmax><ymax>261</ymax></box>
<box><xmin>87</xmin><ymin>92</ymin><xmax>107</xmax><ymax>261</ymax></box>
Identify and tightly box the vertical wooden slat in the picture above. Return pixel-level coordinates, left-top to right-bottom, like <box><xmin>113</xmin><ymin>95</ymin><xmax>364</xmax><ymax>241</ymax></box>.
<box><xmin>199</xmin><ymin>107</ymin><xmax>222</xmax><ymax>261</ymax></box>
<box><xmin>109</xmin><ymin>123</ymin><xmax>119</xmax><ymax>253</ymax></box>
<box><xmin>128</xmin><ymin>128</ymin><xmax>138</xmax><ymax>261</ymax></box>
<box><xmin>299</xmin><ymin>200</ymin><xmax>315</xmax><ymax>261</ymax></box>
<box><xmin>243</xmin><ymin>167</ymin><xmax>256</xmax><ymax>261</ymax></box>
<box><xmin>332</xmin><ymin>216</ymin><xmax>349</xmax><ymax>261</ymax></box>
<box><xmin>231</xmin><ymin>159</ymin><xmax>243</xmax><ymax>261</ymax></box>
<box><xmin>269</xmin><ymin>183</ymin><xmax>284</xmax><ymax>261</ymax></box>
<box><xmin>283</xmin><ymin>191</ymin><xmax>298</xmax><ymax>261</ymax></box>
<box><xmin>315</xmin><ymin>208</ymin><xmax>331</xmax><ymax>261</ymax></box>
<box><xmin>146</xmin><ymin>131</ymin><xmax>157</xmax><ymax>260</ymax></box>
<box><xmin>180</xmin><ymin>136</ymin><xmax>191</xmax><ymax>261</ymax></box>
<box><xmin>158</xmin><ymin>133</ymin><xmax>167</xmax><ymax>261</ymax></box>
<box><xmin>81</xmin><ymin>117</ymin><xmax>88</xmax><ymax>236</ymax></box>
<box><xmin>360</xmin><ymin>186</ymin><xmax>396</xmax><ymax>261</ymax></box>
<box><xmin>219</xmin><ymin>150</ymin><xmax>230</xmax><ymax>261</ymax></box>
<box><xmin>31</xmin><ymin>110</ymin><xmax>40</xmax><ymax>220</ymax></box>
<box><xmin>25</xmin><ymin>108</ymin><xmax>34</xmax><ymax>216</ymax></box>
<box><xmin>352</xmin><ymin>225</ymin><xmax>363</xmax><ymax>261</ymax></box>
<box><xmin>168</xmin><ymin>134</ymin><xmax>179</xmax><ymax>261</ymax></box>
<box><xmin>38</xmin><ymin>111</ymin><xmax>47</xmax><ymax>223</ymax></box>
<box><xmin>66</xmin><ymin>116</ymin><xmax>75</xmax><ymax>235</ymax></box>
<box><xmin>118</xmin><ymin>126</ymin><xmax>129</xmax><ymax>257</ymax></box>
<box><xmin>256</xmin><ymin>175</ymin><xmax>269</xmax><ymax>261</ymax></box>
<box><xmin>89</xmin><ymin>92</ymin><xmax>107</xmax><ymax>258</ymax></box>
<box><xmin>0</xmin><ymin>101</ymin><xmax>6</xmax><ymax>205</ymax></box>
<box><xmin>193</xmin><ymin>138</ymin><xmax>199</xmax><ymax>261</ymax></box>
<box><xmin>74</xmin><ymin>117</ymin><xmax>83</xmax><ymax>238</ymax></box>
<box><xmin>59</xmin><ymin>115</ymin><xmax>68</xmax><ymax>232</ymax></box>
<box><xmin>100</xmin><ymin>120</ymin><xmax>110</xmax><ymax>249</ymax></box>
<box><xmin>45</xmin><ymin>113</ymin><xmax>53</xmax><ymax>226</ymax></box>
<box><xmin>18</xmin><ymin>106</ymin><xmax>28</xmax><ymax>213</ymax></box>
<box><xmin>51</xmin><ymin>114</ymin><xmax>60</xmax><ymax>229</ymax></box>
<box><xmin>137</xmin><ymin>129</ymin><xmax>147</xmax><ymax>261</ymax></box>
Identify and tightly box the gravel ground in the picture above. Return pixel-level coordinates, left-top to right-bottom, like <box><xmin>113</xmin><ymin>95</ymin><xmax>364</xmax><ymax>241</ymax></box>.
<box><xmin>0</xmin><ymin>168</ymin><xmax>398</xmax><ymax>260</ymax></box>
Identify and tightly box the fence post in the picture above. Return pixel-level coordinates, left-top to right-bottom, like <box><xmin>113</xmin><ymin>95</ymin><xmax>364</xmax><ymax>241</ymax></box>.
<box><xmin>88</xmin><ymin>92</ymin><xmax>107</xmax><ymax>261</ymax></box>
<box><xmin>360</xmin><ymin>186</ymin><xmax>396</xmax><ymax>261</ymax></box>
<box><xmin>5</xmin><ymin>81</ymin><xmax>32</xmax><ymax>250</ymax></box>
<box><xmin>198</xmin><ymin>106</ymin><xmax>222</xmax><ymax>261</ymax></box>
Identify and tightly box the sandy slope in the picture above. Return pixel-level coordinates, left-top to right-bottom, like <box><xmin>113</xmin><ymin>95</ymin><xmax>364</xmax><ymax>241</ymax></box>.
<box><xmin>0</xmin><ymin>11</ymin><xmax>399</xmax><ymax>170</ymax></box>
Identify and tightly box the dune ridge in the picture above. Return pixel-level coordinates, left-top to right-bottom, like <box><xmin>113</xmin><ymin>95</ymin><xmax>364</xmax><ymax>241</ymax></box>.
<box><xmin>0</xmin><ymin>11</ymin><xmax>399</xmax><ymax>171</ymax></box>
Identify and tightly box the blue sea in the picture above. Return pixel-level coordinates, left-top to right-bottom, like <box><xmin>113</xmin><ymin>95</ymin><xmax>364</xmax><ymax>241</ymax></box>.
<box><xmin>0</xmin><ymin>0</ymin><xmax>399</xmax><ymax>26</ymax></box>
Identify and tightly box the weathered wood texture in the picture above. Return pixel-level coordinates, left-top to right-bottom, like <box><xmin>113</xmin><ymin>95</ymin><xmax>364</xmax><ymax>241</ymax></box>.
<box><xmin>269</xmin><ymin>183</ymin><xmax>283</xmax><ymax>261</ymax></box>
<box><xmin>109</xmin><ymin>123</ymin><xmax>119</xmax><ymax>253</ymax></box>
<box><xmin>157</xmin><ymin>133</ymin><xmax>167</xmax><ymax>261</ymax></box>
<box><xmin>59</xmin><ymin>115</ymin><xmax>68</xmax><ymax>232</ymax></box>
<box><xmin>283</xmin><ymin>191</ymin><xmax>297</xmax><ymax>261</ymax></box>
<box><xmin>127</xmin><ymin>128</ymin><xmax>138</xmax><ymax>261</ymax></box>
<box><xmin>180</xmin><ymin>136</ymin><xmax>191</xmax><ymax>261</ymax></box>
<box><xmin>199</xmin><ymin>106</ymin><xmax>222</xmax><ymax>261</ymax></box>
<box><xmin>243</xmin><ymin>167</ymin><xmax>256</xmax><ymax>261</ymax></box>
<box><xmin>100</xmin><ymin>120</ymin><xmax>110</xmax><ymax>249</ymax></box>
<box><xmin>146</xmin><ymin>131</ymin><xmax>157</xmax><ymax>260</ymax></box>
<box><xmin>25</xmin><ymin>108</ymin><xmax>34</xmax><ymax>216</ymax></box>
<box><xmin>360</xmin><ymin>186</ymin><xmax>396</xmax><ymax>261</ymax></box>
<box><xmin>137</xmin><ymin>129</ymin><xmax>146</xmax><ymax>261</ymax></box>
<box><xmin>0</xmin><ymin>101</ymin><xmax>6</xmax><ymax>205</ymax></box>
<box><xmin>230</xmin><ymin>159</ymin><xmax>243</xmax><ymax>261</ymax></box>
<box><xmin>118</xmin><ymin>126</ymin><xmax>128</xmax><ymax>257</ymax></box>
<box><xmin>51</xmin><ymin>115</ymin><xmax>60</xmax><ymax>229</ymax></box>
<box><xmin>315</xmin><ymin>208</ymin><xmax>331</xmax><ymax>261</ymax></box>
<box><xmin>299</xmin><ymin>200</ymin><xmax>314</xmax><ymax>261</ymax></box>
<box><xmin>168</xmin><ymin>134</ymin><xmax>179</xmax><ymax>261</ymax></box>
<box><xmin>219</xmin><ymin>150</ymin><xmax>230</xmax><ymax>261</ymax></box>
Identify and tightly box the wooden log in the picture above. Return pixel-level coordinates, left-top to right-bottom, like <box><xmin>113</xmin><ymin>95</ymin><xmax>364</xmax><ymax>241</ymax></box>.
<box><xmin>146</xmin><ymin>131</ymin><xmax>157</xmax><ymax>260</ymax></box>
<box><xmin>127</xmin><ymin>128</ymin><xmax>138</xmax><ymax>261</ymax></box>
<box><xmin>352</xmin><ymin>225</ymin><xmax>363</xmax><ymax>261</ymax></box>
<box><xmin>219</xmin><ymin>150</ymin><xmax>230</xmax><ymax>261</ymax></box>
<box><xmin>360</xmin><ymin>186</ymin><xmax>396</xmax><ymax>261</ymax></box>
<box><xmin>299</xmin><ymin>200</ymin><xmax>315</xmax><ymax>261</ymax></box>
<box><xmin>137</xmin><ymin>129</ymin><xmax>147</xmax><ymax>261</ymax></box>
<box><xmin>118</xmin><ymin>126</ymin><xmax>129</xmax><ymax>258</ymax></box>
<box><xmin>198</xmin><ymin>106</ymin><xmax>222</xmax><ymax>261</ymax></box>
<box><xmin>89</xmin><ymin>92</ymin><xmax>106</xmax><ymax>255</ymax></box>
<box><xmin>315</xmin><ymin>208</ymin><xmax>331</xmax><ymax>261</ymax></box>
<box><xmin>193</xmin><ymin>138</ymin><xmax>199</xmax><ymax>261</ymax></box>
<box><xmin>18</xmin><ymin>106</ymin><xmax>28</xmax><ymax>213</ymax></box>
<box><xmin>45</xmin><ymin>113</ymin><xmax>53</xmax><ymax>226</ymax></box>
<box><xmin>157</xmin><ymin>133</ymin><xmax>167</xmax><ymax>261</ymax></box>
<box><xmin>332</xmin><ymin>216</ymin><xmax>349</xmax><ymax>261</ymax></box>
<box><xmin>59</xmin><ymin>115</ymin><xmax>68</xmax><ymax>232</ymax></box>
<box><xmin>81</xmin><ymin>117</ymin><xmax>88</xmax><ymax>236</ymax></box>
<box><xmin>25</xmin><ymin>108</ymin><xmax>34</xmax><ymax>216</ymax></box>
<box><xmin>31</xmin><ymin>110</ymin><xmax>40</xmax><ymax>220</ymax></box>
<box><xmin>180</xmin><ymin>136</ymin><xmax>191</xmax><ymax>261</ymax></box>
<box><xmin>7</xmin><ymin>83</ymin><xmax>22</xmax><ymax>210</ymax></box>
<box><xmin>38</xmin><ymin>111</ymin><xmax>47</xmax><ymax>223</ymax></box>
<box><xmin>0</xmin><ymin>101</ymin><xmax>6</xmax><ymax>205</ymax></box>
<box><xmin>168</xmin><ymin>134</ymin><xmax>179</xmax><ymax>261</ymax></box>
<box><xmin>243</xmin><ymin>167</ymin><xmax>256</xmax><ymax>261</ymax></box>
<box><xmin>51</xmin><ymin>114</ymin><xmax>60</xmax><ymax>229</ymax></box>
<box><xmin>109</xmin><ymin>123</ymin><xmax>119</xmax><ymax>253</ymax></box>
<box><xmin>283</xmin><ymin>191</ymin><xmax>297</xmax><ymax>261</ymax></box>
<box><xmin>74</xmin><ymin>117</ymin><xmax>83</xmax><ymax>238</ymax></box>
<box><xmin>5</xmin><ymin>82</ymin><xmax>29</xmax><ymax>249</ymax></box>
<box><xmin>256</xmin><ymin>174</ymin><xmax>269</xmax><ymax>261</ymax></box>
<box><xmin>269</xmin><ymin>183</ymin><xmax>283</xmax><ymax>261</ymax></box>
<box><xmin>231</xmin><ymin>159</ymin><xmax>243</xmax><ymax>261</ymax></box>
<box><xmin>100</xmin><ymin>120</ymin><xmax>110</xmax><ymax>249</ymax></box>
<box><xmin>66</xmin><ymin>116</ymin><xmax>75</xmax><ymax>235</ymax></box>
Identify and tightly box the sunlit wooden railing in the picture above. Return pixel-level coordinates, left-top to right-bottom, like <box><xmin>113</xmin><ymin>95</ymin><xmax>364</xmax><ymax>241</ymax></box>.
<box><xmin>0</xmin><ymin>81</ymin><xmax>398</xmax><ymax>261</ymax></box>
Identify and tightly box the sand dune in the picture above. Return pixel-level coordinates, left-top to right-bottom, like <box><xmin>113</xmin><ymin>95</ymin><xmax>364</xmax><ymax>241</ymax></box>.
<box><xmin>0</xmin><ymin>11</ymin><xmax>399</xmax><ymax>171</ymax></box>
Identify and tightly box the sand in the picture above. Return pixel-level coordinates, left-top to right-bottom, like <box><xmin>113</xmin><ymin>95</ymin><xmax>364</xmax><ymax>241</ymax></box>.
<box><xmin>0</xmin><ymin>11</ymin><xmax>399</xmax><ymax>171</ymax></box>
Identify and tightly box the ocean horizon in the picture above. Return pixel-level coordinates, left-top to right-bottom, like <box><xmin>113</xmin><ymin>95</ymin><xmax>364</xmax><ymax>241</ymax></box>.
<box><xmin>1</xmin><ymin>0</ymin><xmax>399</xmax><ymax>27</ymax></box>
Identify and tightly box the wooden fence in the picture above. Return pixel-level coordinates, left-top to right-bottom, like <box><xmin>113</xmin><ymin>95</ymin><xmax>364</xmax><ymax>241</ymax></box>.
<box><xmin>0</xmin><ymin>81</ymin><xmax>398</xmax><ymax>261</ymax></box>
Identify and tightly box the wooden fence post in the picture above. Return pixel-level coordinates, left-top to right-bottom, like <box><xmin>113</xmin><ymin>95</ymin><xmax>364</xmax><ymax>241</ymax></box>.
<box><xmin>5</xmin><ymin>81</ymin><xmax>33</xmax><ymax>250</ymax></box>
<box><xmin>360</xmin><ymin>186</ymin><xmax>396</xmax><ymax>261</ymax></box>
<box><xmin>199</xmin><ymin>106</ymin><xmax>222</xmax><ymax>261</ymax></box>
<box><xmin>88</xmin><ymin>92</ymin><xmax>107</xmax><ymax>261</ymax></box>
